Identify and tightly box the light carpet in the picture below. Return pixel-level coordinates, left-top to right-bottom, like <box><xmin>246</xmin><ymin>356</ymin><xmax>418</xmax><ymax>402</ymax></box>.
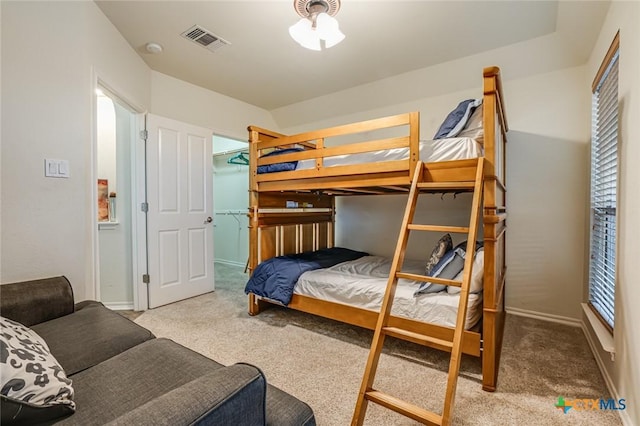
<box><xmin>135</xmin><ymin>263</ymin><xmax>622</xmax><ymax>425</ymax></box>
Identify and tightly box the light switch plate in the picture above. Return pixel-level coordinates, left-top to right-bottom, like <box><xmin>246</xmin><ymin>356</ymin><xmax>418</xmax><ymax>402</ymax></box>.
<box><xmin>45</xmin><ymin>159</ymin><xmax>70</xmax><ymax>178</ymax></box>
<box><xmin>58</xmin><ymin>160</ymin><xmax>70</xmax><ymax>177</ymax></box>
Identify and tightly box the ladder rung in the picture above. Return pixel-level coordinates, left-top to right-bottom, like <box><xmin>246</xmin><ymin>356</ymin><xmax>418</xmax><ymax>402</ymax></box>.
<box><xmin>417</xmin><ymin>182</ymin><xmax>475</xmax><ymax>191</ymax></box>
<box><xmin>365</xmin><ymin>390</ymin><xmax>443</xmax><ymax>426</ymax></box>
<box><xmin>382</xmin><ymin>327</ymin><xmax>454</xmax><ymax>350</ymax></box>
<box><xmin>396</xmin><ymin>272</ymin><xmax>462</xmax><ymax>287</ymax></box>
<box><xmin>407</xmin><ymin>224</ymin><xmax>470</xmax><ymax>233</ymax></box>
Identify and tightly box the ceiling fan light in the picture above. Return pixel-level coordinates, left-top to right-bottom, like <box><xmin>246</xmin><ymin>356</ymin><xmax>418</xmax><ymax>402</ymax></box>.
<box><xmin>323</xmin><ymin>28</ymin><xmax>345</xmax><ymax>48</ymax></box>
<box><xmin>289</xmin><ymin>18</ymin><xmax>321</xmax><ymax>51</ymax></box>
<box><xmin>290</xmin><ymin>0</ymin><xmax>344</xmax><ymax>50</ymax></box>
<box><xmin>289</xmin><ymin>18</ymin><xmax>311</xmax><ymax>41</ymax></box>
<box><xmin>314</xmin><ymin>13</ymin><xmax>344</xmax><ymax>48</ymax></box>
<box><xmin>315</xmin><ymin>13</ymin><xmax>337</xmax><ymax>37</ymax></box>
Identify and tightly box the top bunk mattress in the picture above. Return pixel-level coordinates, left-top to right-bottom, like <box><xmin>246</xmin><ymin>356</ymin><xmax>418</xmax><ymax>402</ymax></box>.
<box><xmin>293</xmin><ymin>255</ymin><xmax>482</xmax><ymax>330</ymax></box>
<box><xmin>259</xmin><ymin>137</ymin><xmax>482</xmax><ymax>174</ymax></box>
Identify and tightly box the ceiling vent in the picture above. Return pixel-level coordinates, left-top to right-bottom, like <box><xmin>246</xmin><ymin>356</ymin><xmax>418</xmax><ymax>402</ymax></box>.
<box><xmin>181</xmin><ymin>25</ymin><xmax>231</xmax><ymax>52</ymax></box>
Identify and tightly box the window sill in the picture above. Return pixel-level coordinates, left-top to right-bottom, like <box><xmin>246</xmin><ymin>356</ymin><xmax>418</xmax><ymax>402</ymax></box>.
<box><xmin>582</xmin><ymin>303</ymin><xmax>615</xmax><ymax>361</ymax></box>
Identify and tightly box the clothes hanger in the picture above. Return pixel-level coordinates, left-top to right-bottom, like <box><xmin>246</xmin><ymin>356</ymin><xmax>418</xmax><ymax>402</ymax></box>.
<box><xmin>227</xmin><ymin>152</ymin><xmax>249</xmax><ymax>165</ymax></box>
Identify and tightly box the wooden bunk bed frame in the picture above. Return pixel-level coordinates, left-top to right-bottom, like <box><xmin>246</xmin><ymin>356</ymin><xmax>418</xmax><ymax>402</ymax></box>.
<box><xmin>247</xmin><ymin>66</ymin><xmax>508</xmax><ymax>392</ymax></box>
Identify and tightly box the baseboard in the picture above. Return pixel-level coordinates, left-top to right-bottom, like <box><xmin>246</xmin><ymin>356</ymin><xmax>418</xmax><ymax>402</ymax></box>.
<box><xmin>581</xmin><ymin>321</ymin><xmax>633</xmax><ymax>426</ymax></box>
<box><xmin>505</xmin><ymin>306</ymin><xmax>581</xmax><ymax>327</ymax></box>
<box><xmin>104</xmin><ymin>302</ymin><xmax>134</xmax><ymax>311</ymax></box>
<box><xmin>214</xmin><ymin>259</ymin><xmax>246</xmax><ymax>268</ymax></box>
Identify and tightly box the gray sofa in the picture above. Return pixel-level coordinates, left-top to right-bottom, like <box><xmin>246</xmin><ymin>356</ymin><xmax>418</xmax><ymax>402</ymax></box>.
<box><xmin>0</xmin><ymin>276</ymin><xmax>315</xmax><ymax>426</ymax></box>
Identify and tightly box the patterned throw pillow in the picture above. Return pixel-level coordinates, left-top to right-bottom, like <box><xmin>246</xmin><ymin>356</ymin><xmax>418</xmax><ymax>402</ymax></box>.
<box><xmin>425</xmin><ymin>234</ymin><xmax>453</xmax><ymax>276</ymax></box>
<box><xmin>0</xmin><ymin>316</ymin><xmax>75</xmax><ymax>422</ymax></box>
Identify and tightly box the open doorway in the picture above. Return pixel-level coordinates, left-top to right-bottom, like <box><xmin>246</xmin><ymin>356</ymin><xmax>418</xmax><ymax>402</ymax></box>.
<box><xmin>95</xmin><ymin>85</ymin><xmax>140</xmax><ymax>310</ymax></box>
<box><xmin>212</xmin><ymin>135</ymin><xmax>249</xmax><ymax>270</ymax></box>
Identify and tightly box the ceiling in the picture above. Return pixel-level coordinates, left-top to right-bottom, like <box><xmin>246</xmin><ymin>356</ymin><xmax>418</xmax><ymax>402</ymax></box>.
<box><xmin>96</xmin><ymin>1</ymin><xmax>610</xmax><ymax>111</ymax></box>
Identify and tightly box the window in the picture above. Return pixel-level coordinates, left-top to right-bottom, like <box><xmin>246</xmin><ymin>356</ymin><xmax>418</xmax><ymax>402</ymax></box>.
<box><xmin>589</xmin><ymin>32</ymin><xmax>619</xmax><ymax>331</ymax></box>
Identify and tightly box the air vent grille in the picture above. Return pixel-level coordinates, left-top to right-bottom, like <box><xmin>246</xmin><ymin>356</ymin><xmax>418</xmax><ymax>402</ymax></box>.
<box><xmin>181</xmin><ymin>25</ymin><xmax>230</xmax><ymax>53</ymax></box>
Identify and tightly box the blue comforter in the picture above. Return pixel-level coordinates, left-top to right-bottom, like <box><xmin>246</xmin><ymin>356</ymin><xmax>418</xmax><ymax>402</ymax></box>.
<box><xmin>245</xmin><ymin>247</ymin><xmax>369</xmax><ymax>305</ymax></box>
<box><xmin>256</xmin><ymin>147</ymin><xmax>303</xmax><ymax>174</ymax></box>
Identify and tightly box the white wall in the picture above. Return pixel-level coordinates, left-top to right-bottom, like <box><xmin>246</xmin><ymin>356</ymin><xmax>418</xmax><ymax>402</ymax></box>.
<box><xmin>97</xmin><ymin>96</ymin><xmax>117</xmax><ymax>196</ymax></box>
<box><xmin>150</xmin><ymin>71</ymin><xmax>278</xmax><ymax>141</ymax></box>
<box><xmin>584</xmin><ymin>2</ymin><xmax>640</xmax><ymax>425</ymax></box>
<box><xmin>1</xmin><ymin>1</ymin><xmax>151</xmax><ymax>299</ymax></box>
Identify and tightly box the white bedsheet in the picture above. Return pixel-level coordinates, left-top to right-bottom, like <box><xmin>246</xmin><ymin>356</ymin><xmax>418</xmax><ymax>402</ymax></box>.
<box><xmin>293</xmin><ymin>256</ymin><xmax>483</xmax><ymax>329</ymax></box>
<box><xmin>296</xmin><ymin>137</ymin><xmax>482</xmax><ymax>171</ymax></box>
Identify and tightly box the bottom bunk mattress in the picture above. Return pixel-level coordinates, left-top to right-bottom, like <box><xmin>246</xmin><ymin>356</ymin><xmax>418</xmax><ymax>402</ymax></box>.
<box><xmin>293</xmin><ymin>255</ymin><xmax>483</xmax><ymax>330</ymax></box>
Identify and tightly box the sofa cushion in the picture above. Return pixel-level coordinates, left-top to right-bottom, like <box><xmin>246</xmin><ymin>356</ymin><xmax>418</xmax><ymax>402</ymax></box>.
<box><xmin>266</xmin><ymin>384</ymin><xmax>316</xmax><ymax>426</ymax></box>
<box><xmin>104</xmin><ymin>363</ymin><xmax>267</xmax><ymax>426</ymax></box>
<box><xmin>0</xmin><ymin>317</ymin><xmax>75</xmax><ymax>425</ymax></box>
<box><xmin>31</xmin><ymin>305</ymin><xmax>154</xmax><ymax>375</ymax></box>
<box><xmin>55</xmin><ymin>338</ymin><xmax>232</xmax><ymax>425</ymax></box>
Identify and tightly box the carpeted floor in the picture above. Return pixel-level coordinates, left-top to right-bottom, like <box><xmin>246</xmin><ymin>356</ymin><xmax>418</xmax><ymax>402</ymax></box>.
<box><xmin>135</xmin><ymin>263</ymin><xmax>622</xmax><ymax>425</ymax></box>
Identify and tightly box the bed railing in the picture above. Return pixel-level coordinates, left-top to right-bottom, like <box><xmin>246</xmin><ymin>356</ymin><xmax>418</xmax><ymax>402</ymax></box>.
<box><xmin>248</xmin><ymin>112</ymin><xmax>420</xmax><ymax>193</ymax></box>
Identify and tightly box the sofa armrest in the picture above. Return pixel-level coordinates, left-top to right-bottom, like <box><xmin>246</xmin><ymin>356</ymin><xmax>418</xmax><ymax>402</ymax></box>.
<box><xmin>0</xmin><ymin>276</ymin><xmax>74</xmax><ymax>326</ymax></box>
<box><xmin>104</xmin><ymin>363</ymin><xmax>267</xmax><ymax>426</ymax></box>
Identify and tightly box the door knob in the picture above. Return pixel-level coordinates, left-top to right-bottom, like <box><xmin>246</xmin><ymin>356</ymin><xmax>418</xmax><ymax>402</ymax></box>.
<box><xmin>204</xmin><ymin>216</ymin><xmax>213</xmax><ymax>224</ymax></box>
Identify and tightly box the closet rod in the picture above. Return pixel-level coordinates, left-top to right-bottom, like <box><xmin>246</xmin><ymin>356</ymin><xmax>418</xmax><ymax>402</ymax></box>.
<box><xmin>212</xmin><ymin>147</ymin><xmax>248</xmax><ymax>158</ymax></box>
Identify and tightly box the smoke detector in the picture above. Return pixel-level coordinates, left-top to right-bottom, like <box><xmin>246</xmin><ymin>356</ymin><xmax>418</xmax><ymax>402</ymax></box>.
<box><xmin>145</xmin><ymin>42</ymin><xmax>163</xmax><ymax>54</ymax></box>
<box><xmin>181</xmin><ymin>25</ymin><xmax>231</xmax><ymax>53</ymax></box>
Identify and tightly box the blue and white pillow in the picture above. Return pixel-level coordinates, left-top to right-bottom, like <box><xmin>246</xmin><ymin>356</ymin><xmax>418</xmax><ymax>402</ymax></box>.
<box><xmin>433</xmin><ymin>99</ymin><xmax>482</xmax><ymax>139</ymax></box>
<box><xmin>414</xmin><ymin>249</ymin><xmax>464</xmax><ymax>295</ymax></box>
<box><xmin>414</xmin><ymin>240</ymin><xmax>484</xmax><ymax>296</ymax></box>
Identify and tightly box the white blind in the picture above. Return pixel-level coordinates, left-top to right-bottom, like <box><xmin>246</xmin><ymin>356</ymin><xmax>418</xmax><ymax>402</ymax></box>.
<box><xmin>589</xmin><ymin>49</ymin><xmax>619</xmax><ymax>329</ymax></box>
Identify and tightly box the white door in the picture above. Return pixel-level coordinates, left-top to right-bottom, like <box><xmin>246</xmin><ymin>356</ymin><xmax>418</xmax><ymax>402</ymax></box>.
<box><xmin>146</xmin><ymin>114</ymin><xmax>214</xmax><ymax>308</ymax></box>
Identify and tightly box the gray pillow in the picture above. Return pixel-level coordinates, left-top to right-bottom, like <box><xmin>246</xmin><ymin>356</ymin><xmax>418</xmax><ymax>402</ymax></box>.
<box><xmin>425</xmin><ymin>233</ymin><xmax>452</xmax><ymax>275</ymax></box>
<box><xmin>415</xmin><ymin>248</ymin><xmax>465</xmax><ymax>295</ymax></box>
<box><xmin>0</xmin><ymin>317</ymin><xmax>75</xmax><ymax>425</ymax></box>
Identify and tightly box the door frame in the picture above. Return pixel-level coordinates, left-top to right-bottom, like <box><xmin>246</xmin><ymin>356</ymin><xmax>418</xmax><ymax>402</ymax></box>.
<box><xmin>91</xmin><ymin>70</ymin><xmax>148</xmax><ymax>311</ymax></box>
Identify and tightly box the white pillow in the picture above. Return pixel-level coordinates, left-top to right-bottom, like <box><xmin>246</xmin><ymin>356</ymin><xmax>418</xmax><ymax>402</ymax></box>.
<box><xmin>457</xmin><ymin>105</ymin><xmax>484</xmax><ymax>143</ymax></box>
<box><xmin>0</xmin><ymin>317</ymin><xmax>75</xmax><ymax>410</ymax></box>
<box><xmin>448</xmin><ymin>248</ymin><xmax>484</xmax><ymax>294</ymax></box>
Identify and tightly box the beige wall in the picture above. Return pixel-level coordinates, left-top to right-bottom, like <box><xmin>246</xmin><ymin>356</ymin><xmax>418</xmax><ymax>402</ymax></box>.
<box><xmin>583</xmin><ymin>2</ymin><xmax>640</xmax><ymax>425</ymax></box>
<box><xmin>150</xmin><ymin>71</ymin><xmax>278</xmax><ymax>141</ymax></box>
<box><xmin>1</xmin><ymin>1</ymin><xmax>151</xmax><ymax>299</ymax></box>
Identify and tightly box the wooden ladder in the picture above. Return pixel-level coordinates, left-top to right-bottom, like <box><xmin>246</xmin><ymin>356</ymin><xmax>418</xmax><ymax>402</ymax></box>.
<box><xmin>351</xmin><ymin>158</ymin><xmax>485</xmax><ymax>426</ymax></box>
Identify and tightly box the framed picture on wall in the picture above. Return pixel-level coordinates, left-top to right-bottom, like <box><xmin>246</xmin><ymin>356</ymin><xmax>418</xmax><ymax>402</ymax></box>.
<box><xmin>97</xmin><ymin>179</ymin><xmax>109</xmax><ymax>222</ymax></box>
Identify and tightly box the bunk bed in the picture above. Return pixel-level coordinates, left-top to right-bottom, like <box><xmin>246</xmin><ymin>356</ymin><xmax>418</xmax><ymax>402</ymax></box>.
<box><xmin>246</xmin><ymin>66</ymin><xmax>508</xmax><ymax>392</ymax></box>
